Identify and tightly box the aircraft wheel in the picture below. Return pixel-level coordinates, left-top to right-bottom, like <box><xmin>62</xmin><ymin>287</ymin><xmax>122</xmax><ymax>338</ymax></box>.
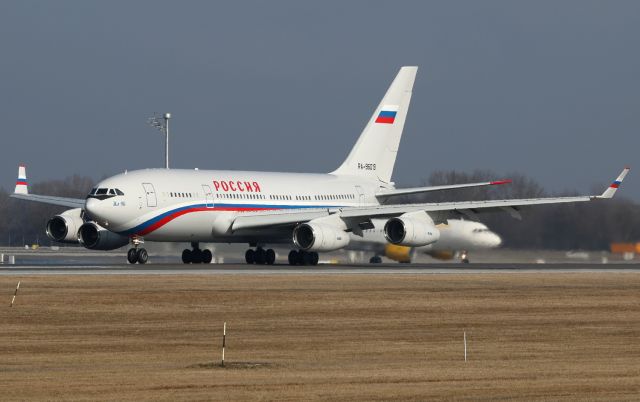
<box><xmin>127</xmin><ymin>248</ymin><xmax>138</xmax><ymax>264</ymax></box>
<box><xmin>288</xmin><ymin>250</ymin><xmax>298</xmax><ymax>265</ymax></box>
<box><xmin>296</xmin><ymin>250</ymin><xmax>306</xmax><ymax>265</ymax></box>
<box><xmin>310</xmin><ymin>252</ymin><xmax>319</xmax><ymax>266</ymax></box>
<box><xmin>191</xmin><ymin>249</ymin><xmax>203</xmax><ymax>264</ymax></box>
<box><xmin>265</xmin><ymin>249</ymin><xmax>276</xmax><ymax>265</ymax></box>
<box><xmin>202</xmin><ymin>249</ymin><xmax>213</xmax><ymax>264</ymax></box>
<box><xmin>182</xmin><ymin>249</ymin><xmax>192</xmax><ymax>264</ymax></box>
<box><xmin>245</xmin><ymin>249</ymin><xmax>255</xmax><ymax>264</ymax></box>
<box><xmin>462</xmin><ymin>258</ymin><xmax>470</xmax><ymax>264</ymax></box>
<box><xmin>255</xmin><ymin>248</ymin><xmax>266</xmax><ymax>264</ymax></box>
<box><xmin>369</xmin><ymin>256</ymin><xmax>382</xmax><ymax>264</ymax></box>
<box><xmin>137</xmin><ymin>248</ymin><xmax>148</xmax><ymax>264</ymax></box>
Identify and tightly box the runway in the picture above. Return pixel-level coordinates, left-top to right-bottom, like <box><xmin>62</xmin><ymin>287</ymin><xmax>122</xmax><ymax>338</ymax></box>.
<box><xmin>2</xmin><ymin>262</ymin><xmax>640</xmax><ymax>275</ymax></box>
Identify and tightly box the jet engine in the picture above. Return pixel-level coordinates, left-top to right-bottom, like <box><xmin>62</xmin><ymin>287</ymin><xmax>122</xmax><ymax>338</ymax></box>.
<box><xmin>46</xmin><ymin>208</ymin><xmax>84</xmax><ymax>244</ymax></box>
<box><xmin>293</xmin><ymin>222</ymin><xmax>350</xmax><ymax>251</ymax></box>
<box><xmin>384</xmin><ymin>215</ymin><xmax>440</xmax><ymax>247</ymax></box>
<box><xmin>78</xmin><ymin>222</ymin><xmax>129</xmax><ymax>250</ymax></box>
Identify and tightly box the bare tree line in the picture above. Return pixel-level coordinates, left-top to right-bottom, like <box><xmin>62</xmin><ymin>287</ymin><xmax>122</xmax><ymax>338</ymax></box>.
<box><xmin>0</xmin><ymin>171</ymin><xmax>638</xmax><ymax>249</ymax></box>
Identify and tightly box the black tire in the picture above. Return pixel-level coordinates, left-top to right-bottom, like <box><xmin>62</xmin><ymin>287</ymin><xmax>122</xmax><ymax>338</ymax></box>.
<box><xmin>245</xmin><ymin>249</ymin><xmax>255</xmax><ymax>264</ymax></box>
<box><xmin>296</xmin><ymin>250</ymin><xmax>306</xmax><ymax>265</ymax></box>
<box><xmin>202</xmin><ymin>249</ymin><xmax>213</xmax><ymax>264</ymax></box>
<box><xmin>462</xmin><ymin>259</ymin><xmax>470</xmax><ymax>264</ymax></box>
<box><xmin>265</xmin><ymin>249</ymin><xmax>276</xmax><ymax>265</ymax></box>
<box><xmin>310</xmin><ymin>252</ymin><xmax>319</xmax><ymax>266</ymax></box>
<box><xmin>137</xmin><ymin>248</ymin><xmax>148</xmax><ymax>264</ymax></box>
<box><xmin>182</xmin><ymin>249</ymin><xmax>192</xmax><ymax>264</ymax></box>
<box><xmin>301</xmin><ymin>251</ymin><xmax>314</xmax><ymax>266</ymax></box>
<box><xmin>255</xmin><ymin>248</ymin><xmax>266</xmax><ymax>264</ymax></box>
<box><xmin>127</xmin><ymin>248</ymin><xmax>138</xmax><ymax>264</ymax></box>
<box><xmin>288</xmin><ymin>250</ymin><xmax>298</xmax><ymax>265</ymax></box>
<box><xmin>191</xmin><ymin>249</ymin><xmax>203</xmax><ymax>264</ymax></box>
<box><xmin>369</xmin><ymin>256</ymin><xmax>382</xmax><ymax>264</ymax></box>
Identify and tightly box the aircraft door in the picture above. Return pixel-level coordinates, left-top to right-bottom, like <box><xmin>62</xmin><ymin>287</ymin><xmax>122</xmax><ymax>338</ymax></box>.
<box><xmin>202</xmin><ymin>185</ymin><xmax>214</xmax><ymax>208</ymax></box>
<box><xmin>355</xmin><ymin>185</ymin><xmax>365</xmax><ymax>207</ymax></box>
<box><xmin>142</xmin><ymin>183</ymin><xmax>157</xmax><ymax>207</ymax></box>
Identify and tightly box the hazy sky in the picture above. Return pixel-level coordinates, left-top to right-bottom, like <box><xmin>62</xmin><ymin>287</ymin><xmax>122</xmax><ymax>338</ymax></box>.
<box><xmin>1</xmin><ymin>1</ymin><xmax>638</xmax><ymax>199</ymax></box>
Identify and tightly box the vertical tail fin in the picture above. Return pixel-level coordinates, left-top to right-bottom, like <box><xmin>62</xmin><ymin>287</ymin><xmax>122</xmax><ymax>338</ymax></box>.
<box><xmin>331</xmin><ymin>66</ymin><xmax>418</xmax><ymax>183</ymax></box>
<box><xmin>14</xmin><ymin>165</ymin><xmax>28</xmax><ymax>194</ymax></box>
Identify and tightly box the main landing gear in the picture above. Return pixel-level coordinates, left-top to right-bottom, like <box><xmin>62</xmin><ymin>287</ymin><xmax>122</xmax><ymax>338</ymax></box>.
<box><xmin>369</xmin><ymin>255</ymin><xmax>383</xmax><ymax>264</ymax></box>
<box><xmin>460</xmin><ymin>250</ymin><xmax>470</xmax><ymax>264</ymax></box>
<box><xmin>182</xmin><ymin>242</ymin><xmax>213</xmax><ymax>264</ymax></box>
<box><xmin>245</xmin><ymin>247</ymin><xmax>276</xmax><ymax>265</ymax></box>
<box><xmin>288</xmin><ymin>250</ymin><xmax>319</xmax><ymax>266</ymax></box>
<box><xmin>127</xmin><ymin>236</ymin><xmax>148</xmax><ymax>264</ymax></box>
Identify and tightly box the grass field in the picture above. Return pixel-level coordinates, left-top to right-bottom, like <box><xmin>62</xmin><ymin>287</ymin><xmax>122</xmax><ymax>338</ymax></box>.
<box><xmin>2</xmin><ymin>273</ymin><xmax>640</xmax><ymax>401</ymax></box>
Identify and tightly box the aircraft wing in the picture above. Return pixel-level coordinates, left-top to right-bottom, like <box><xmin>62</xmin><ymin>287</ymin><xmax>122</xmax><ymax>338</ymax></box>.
<box><xmin>10</xmin><ymin>165</ymin><xmax>85</xmax><ymax>208</ymax></box>
<box><xmin>375</xmin><ymin>179</ymin><xmax>511</xmax><ymax>200</ymax></box>
<box><xmin>232</xmin><ymin>168</ymin><xmax>629</xmax><ymax>231</ymax></box>
<box><xmin>10</xmin><ymin>193</ymin><xmax>85</xmax><ymax>208</ymax></box>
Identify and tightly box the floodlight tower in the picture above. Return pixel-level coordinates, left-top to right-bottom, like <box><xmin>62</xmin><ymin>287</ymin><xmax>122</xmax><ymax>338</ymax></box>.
<box><xmin>147</xmin><ymin>112</ymin><xmax>171</xmax><ymax>169</ymax></box>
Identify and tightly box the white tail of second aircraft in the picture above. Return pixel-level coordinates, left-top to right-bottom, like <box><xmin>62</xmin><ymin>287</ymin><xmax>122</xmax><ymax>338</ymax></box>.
<box><xmin>331</xmin><ymin>66</ymin><xmax>417</xmax><ymax>183</ymax></box>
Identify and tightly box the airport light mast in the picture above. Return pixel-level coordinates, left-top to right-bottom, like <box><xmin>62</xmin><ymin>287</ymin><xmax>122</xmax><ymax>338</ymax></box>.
<box><xmin>147</xmin><ymin>112</ymin><xmax>171</xmax><ymax>169</ymax></box>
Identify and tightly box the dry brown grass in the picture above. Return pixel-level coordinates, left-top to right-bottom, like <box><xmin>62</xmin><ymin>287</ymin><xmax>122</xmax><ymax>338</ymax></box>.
<box><xmin>2</xmin><ymin>273</ymin><xmax>640</xmax><ymax>401</ymax></box>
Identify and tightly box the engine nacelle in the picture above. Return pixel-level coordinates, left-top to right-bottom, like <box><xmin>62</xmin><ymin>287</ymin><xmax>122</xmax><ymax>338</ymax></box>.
<box><xmin>78</xmin><ymin>222</ymin><xmax>129</xmax><ymax>250</ymax></box>
<box><xmin>384</xmin><ymin>216</ymin><xmax>440</xmax><ymax>247</ymax></box>
<box><xmin>293</xmin><ymin>223</ymin><xmax>350</xmax><ymax>252</ymax></box>
<box><xmin>46</xmin><ymin>208</ymin><xmax>84</xmax><ymax>244</ymax></box>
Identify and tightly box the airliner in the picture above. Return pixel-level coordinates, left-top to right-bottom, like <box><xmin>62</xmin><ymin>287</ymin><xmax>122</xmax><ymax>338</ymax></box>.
<box><xmin>349</xmin><ymin>219</ymin><xmax>502</xmax><ymax>263</ymax></box>
<box><xmin>12</xmin><ymin>66</ymin><xmax>629</xmax><ymax>265</ymax></box>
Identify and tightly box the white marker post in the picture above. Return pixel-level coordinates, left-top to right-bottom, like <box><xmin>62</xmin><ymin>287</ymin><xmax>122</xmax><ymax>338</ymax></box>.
<box><xmin>10</xmin><ymin>281</ymin><xmax>20</xmax><ymax>307</ymax></box>
<box><xmin>464</xmin><ymin>331</ymin><xmax>467</xmax><ymax>362</ymax></box>
<box><xmin>221</xmin><ymin>322</ymin><xmax>226</xmax><ymax>367</ymax></box>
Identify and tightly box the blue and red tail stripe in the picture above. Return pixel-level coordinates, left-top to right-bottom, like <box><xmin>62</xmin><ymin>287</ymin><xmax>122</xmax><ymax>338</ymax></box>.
<box><xmin>16</xmin><ymin>179</ymin><xmax>28</xmax><ymax>186</ymax></box>
<box><xmin>610</xmin><ymin>180</ymin><xmax>622</xmax><ymax>189</ymax></box>
<box><xmin>375</xmin><ymin>110</ymin><xmax>397</xmax><ymax>124</ymax></box>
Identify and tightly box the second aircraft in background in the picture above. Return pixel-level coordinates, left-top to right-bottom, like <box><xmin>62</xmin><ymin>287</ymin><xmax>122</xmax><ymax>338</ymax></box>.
<box><xmin>348</xmin><ymin>218</ymin><xmax>502</xmax><ymax>264</ymax></box>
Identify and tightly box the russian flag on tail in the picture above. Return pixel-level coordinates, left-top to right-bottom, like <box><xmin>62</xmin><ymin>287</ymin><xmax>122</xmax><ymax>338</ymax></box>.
<box><xmin>599</xmin><ymin>167</ymin><xmax>630</xmax><ymax>199</ymax></box>
<box><xmin>375</xmin><ymin>105</ymin><xmax>399</xmax><ymax>124</ymax></box>
<box><xmin>14</xmin><ymin>165</ymin><xmax>28</xmax><ymax>194</ymax></box>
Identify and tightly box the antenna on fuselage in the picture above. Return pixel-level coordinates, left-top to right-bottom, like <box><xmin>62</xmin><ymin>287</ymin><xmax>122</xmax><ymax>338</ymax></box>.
<box><xmin>147</xmin><ymin>112</ymin><xmax>171</xmax><ymax>169</ymax></box>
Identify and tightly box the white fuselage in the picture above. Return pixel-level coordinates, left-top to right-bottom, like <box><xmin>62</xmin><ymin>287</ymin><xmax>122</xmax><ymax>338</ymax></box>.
<box><xmin>86</xmin><ymin>168</ymin><xmax>390</xmax><ymax>244</ymax></box>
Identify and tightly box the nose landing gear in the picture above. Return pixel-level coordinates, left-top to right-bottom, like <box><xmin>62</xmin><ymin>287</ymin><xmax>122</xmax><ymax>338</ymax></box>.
<box><xmin>182</xmin><ymin>242</ymin><xmax>213</xmax><ymax>264</ymax></box>
<box><xmin>127</xmin><ymin>236</ymin><xmax>148</xmax><ymax>264</ymax></box>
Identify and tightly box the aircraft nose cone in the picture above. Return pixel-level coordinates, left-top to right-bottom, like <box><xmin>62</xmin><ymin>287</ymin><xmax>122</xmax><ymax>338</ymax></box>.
<box><xmin>490</xmin><ymin>233</ymin><xmax>502</xmax><ymax>248</ymax></box>
<box><xmin>85</xmin><ymin>198</ymin><xmax>105</xmax><ymax>221</ymax></box>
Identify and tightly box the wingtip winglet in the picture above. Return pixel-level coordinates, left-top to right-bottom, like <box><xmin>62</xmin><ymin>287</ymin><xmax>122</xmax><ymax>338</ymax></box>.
<box><xmin>599</xmin><ymin>167</ymin><xmax>630</xmax><ymax>199</ymax></box>
<box><xmin>14</xmin><ymin>164</ymin><xmax>28</xmax><ymax>195</ymax></box>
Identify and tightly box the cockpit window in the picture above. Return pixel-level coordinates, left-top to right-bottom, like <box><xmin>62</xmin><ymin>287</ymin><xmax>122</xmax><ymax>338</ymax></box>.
<box><xmin>108</xmin><ymin>189</ymin><xmax>116</xmax><ymax>195</ymax></box>
<box><xmin>115</xmin><ymin>189</ymin><xmax>124</xmax><ymax>196</ymax></box>
<box><xmin>90</xmin><ymin>188</ymin><xmax>97</xmax><ymax>195</ymax></box>
<box><xmin>96</xmin><ymin>188</ymin><xmax>108</xmax><ymax>195</ymax></box>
